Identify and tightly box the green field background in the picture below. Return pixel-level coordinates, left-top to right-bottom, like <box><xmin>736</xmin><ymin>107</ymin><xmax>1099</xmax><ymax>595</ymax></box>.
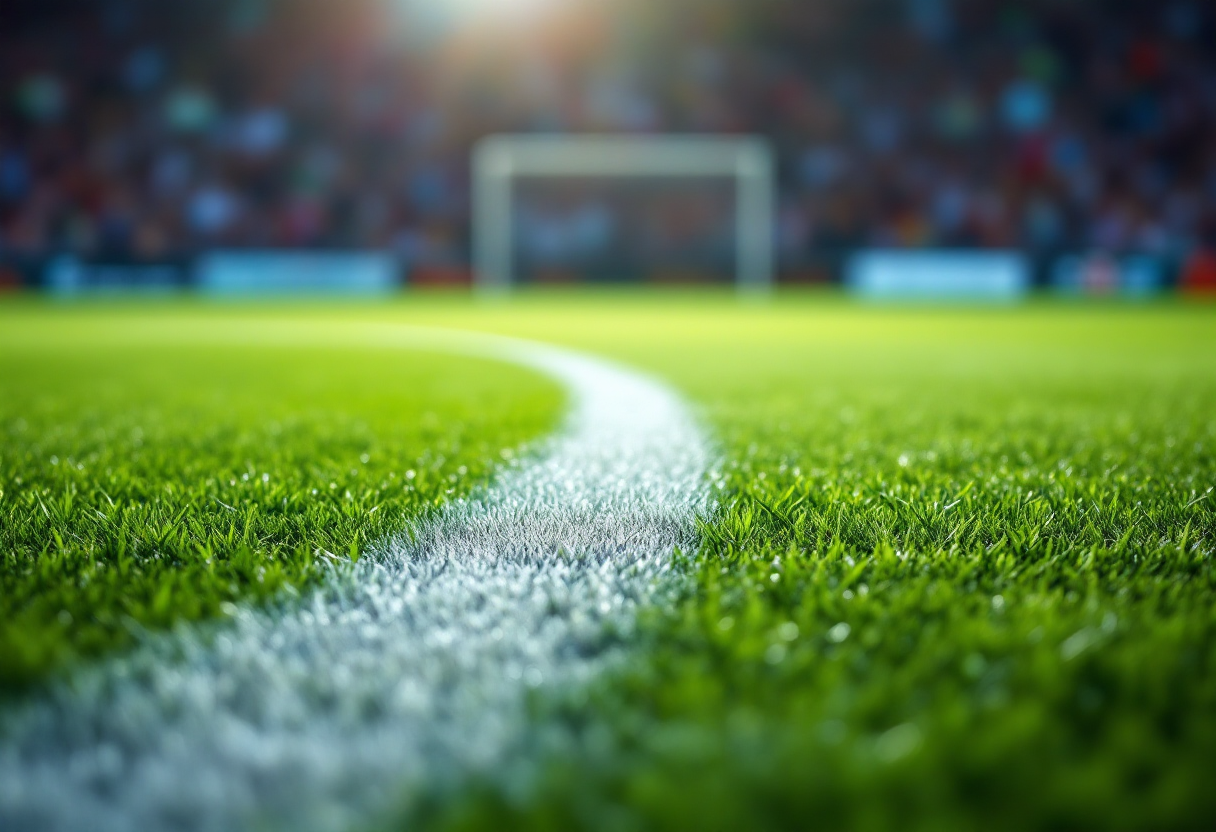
<box><xmin>0</xmin><ymin>308</ymin><xmax>564</xmax><ymax>687</ymax></box>
<box><xmin>2</xmin><ymin>293</ymin><xmax>1214</xmax><ymax>830</ymax></box>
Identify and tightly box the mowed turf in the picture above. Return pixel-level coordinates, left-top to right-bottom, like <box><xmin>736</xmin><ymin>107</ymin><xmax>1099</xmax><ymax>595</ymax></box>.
<box><xmin>0</xmin><ymin>311</ymin><xmax>562</xmax><ymax>688</ymax></box>
<box><xmin>373</xmin><ymin>295</ymin><xmax>1215</xmax><ymax>832</ymax></box>
<box><xmin>3</xmin><ymin>296</ymin><xmax>1215</xmax><ymax>830</ymax></box>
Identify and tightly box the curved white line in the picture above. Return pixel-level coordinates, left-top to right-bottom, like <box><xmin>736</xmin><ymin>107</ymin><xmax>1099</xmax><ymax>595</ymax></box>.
<box><xmin>0</xmin><ymin>328</ymin><xmax>712</xmax><ymax>832</ymax></box>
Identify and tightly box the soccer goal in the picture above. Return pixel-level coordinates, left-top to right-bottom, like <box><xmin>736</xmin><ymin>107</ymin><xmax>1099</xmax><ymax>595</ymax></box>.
<box><xmin>472</xmin><ymin>135</ymin><xmax>775</xmax><ymax>292</ymax></box>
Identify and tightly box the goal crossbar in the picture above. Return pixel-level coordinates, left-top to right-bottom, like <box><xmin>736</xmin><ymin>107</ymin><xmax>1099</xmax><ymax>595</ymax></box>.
<box><xmin>472</xmin><ymin>135</ymin><xmax>775</xmax><ymax>292</ymax></box>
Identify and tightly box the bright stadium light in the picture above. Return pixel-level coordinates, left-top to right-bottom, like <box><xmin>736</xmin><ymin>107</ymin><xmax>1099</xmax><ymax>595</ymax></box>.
<box><xmin>396</xmin><ymin>0</ymin><xmax>561</xmax><ymax>28</ymax></box>
<box><xmin>446</xmin><ymin>0</ymin><xmax>558</xmax><ymax>17</ymax></box>
<box><xmin>472</xmin><ymin>134</ymin><xmax>776</xmax><ymax>293</ymax></box>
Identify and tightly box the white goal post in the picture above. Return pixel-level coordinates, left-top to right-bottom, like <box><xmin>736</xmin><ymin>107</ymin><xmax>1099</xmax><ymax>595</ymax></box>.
<box><xmin>472</xmin><ymin>135</ymin><xmax>775</xmax><ymax>292</ymax></box>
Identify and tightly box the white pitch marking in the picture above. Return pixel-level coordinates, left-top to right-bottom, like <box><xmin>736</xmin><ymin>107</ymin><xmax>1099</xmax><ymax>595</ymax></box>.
<box><xmin>0</xmin><ymin>328</ymin><xmax>712</xmax><ymax>832</ymax></box>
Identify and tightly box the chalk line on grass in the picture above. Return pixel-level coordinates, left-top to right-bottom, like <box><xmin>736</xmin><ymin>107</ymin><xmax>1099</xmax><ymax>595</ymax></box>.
<box><xmin>0</xmin><ymin>329</ymin><xmax>712</xmax><ymax>832</ymax></box>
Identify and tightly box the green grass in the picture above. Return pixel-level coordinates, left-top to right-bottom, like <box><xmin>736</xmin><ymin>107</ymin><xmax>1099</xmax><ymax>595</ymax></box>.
<box><xmin>3</xmin><ymin>295</ymin><xmax>1215</xmax><ymax>829</ymax></box>
<box><xmin>372</xmin><ymin>297</ymin><xmax>1216</xmax><ymax>832</ymax></box>
<box><xmin>0</xmin><ymin>310</ymin><xmax>563</xmax><ymax>689</ymax></box>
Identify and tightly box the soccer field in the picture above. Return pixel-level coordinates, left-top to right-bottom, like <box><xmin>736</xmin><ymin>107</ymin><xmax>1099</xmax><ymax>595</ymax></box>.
<box><xmin>2</xmin><ymin>294</ymin><xmax>1215</xmax><ymax>830</ymax></box>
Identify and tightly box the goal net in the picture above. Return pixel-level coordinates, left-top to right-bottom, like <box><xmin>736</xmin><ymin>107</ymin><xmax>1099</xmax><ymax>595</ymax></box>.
<box><xmin>472</xmin><ymin>135</ymin><xmax>774</xmax><ymax>292</ymax></box>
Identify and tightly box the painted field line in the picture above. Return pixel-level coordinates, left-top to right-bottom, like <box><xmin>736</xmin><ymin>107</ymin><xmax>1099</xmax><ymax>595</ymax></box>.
<box><xmin>0</xmin><ymin>326</ymin><xmax>712</xmax><ymax>832</ymax></box>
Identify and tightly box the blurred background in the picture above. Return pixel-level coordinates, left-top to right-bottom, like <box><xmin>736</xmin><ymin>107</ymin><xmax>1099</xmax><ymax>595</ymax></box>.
<box><xmin>2</xmin><ymin>0</ymin><xmax>1216</xmax><ymax>296</ymax></box>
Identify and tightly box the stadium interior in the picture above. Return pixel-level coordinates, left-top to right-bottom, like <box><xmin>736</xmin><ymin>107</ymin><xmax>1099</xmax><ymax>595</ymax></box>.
<box><xmin>2</xmin><ymin>0</ymin><xmax>1215</xmax><ymax>295</ymax></box>
<box><xmin>3</xmin><ymin>4</ymin><xmax>1216</xmax><ymax>831</ymax></box>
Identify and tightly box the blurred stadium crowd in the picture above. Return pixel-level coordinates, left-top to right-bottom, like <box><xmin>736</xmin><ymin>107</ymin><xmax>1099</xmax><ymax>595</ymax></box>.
<box><xmin>2</xmin><ymin>0</ymin><xmax>1215</xmax><ymax>290</ymax></box>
